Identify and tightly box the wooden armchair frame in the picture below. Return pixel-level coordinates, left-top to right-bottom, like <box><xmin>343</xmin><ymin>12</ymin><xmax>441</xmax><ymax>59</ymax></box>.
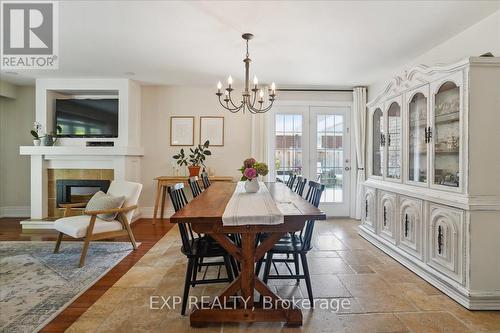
<box><xmin>54</xmin><ymin>202</ymin><xmax>138</xmax><ymax>267</ymax></box>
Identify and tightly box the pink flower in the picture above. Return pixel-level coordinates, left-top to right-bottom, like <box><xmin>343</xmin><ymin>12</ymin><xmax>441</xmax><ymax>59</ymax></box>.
<box><xmin>243</xmin><ymin>158</ymin><xmax>256</xmax><ymax>168</ymax></box>
<box><xmin>243</xmin><ymin>167</ymin><xmax>257</xmax><ymax>180</ymax></box>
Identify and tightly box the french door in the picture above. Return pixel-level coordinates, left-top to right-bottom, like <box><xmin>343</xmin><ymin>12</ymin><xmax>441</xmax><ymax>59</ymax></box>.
<box><xmin>271</xmin><ymin>105</ymin><xmax>351</xmax><ymax>216</ymax></box>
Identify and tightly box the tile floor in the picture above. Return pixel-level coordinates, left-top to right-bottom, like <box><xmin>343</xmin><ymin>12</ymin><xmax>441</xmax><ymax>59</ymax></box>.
<box><xmin>66</xmin><ymin>219</ymin><xmax>500</xmax><ymax>332</ymax></box>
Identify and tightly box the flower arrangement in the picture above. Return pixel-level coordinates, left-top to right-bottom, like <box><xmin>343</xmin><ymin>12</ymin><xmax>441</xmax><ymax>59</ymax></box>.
<box><xmin>239</xmin><ymin>157</ymin><xmax>269</xmax><ymax>181</ymax></box>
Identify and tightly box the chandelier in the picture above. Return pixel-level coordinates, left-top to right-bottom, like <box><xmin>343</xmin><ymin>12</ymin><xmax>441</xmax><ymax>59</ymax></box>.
<box><xmin>216</xmin><ymin>33</ymin><xmax>276</xmax><ymax>114</ymax></box>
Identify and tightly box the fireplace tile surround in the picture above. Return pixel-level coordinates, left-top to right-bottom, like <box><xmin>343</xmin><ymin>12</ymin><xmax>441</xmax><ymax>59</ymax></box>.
<box><xmin>48</xmin><ymin>169</ymin><xmax>114</xmax><ymax>218</ymax></box>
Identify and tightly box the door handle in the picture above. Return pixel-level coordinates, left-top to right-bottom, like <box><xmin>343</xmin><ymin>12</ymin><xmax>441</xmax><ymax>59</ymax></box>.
<box><xmin>345</xmin><ymin>167</ymin><xmax>351</xmax><ymax>171</ymax></box>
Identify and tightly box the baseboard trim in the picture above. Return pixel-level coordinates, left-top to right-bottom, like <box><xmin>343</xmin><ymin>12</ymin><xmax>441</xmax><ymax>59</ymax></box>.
<box><xmin>358</xmin><ymin>226</ymin><xmax>500</xmax><ymax>310</ymax></box>
<box><xmin>20</xmin><ymin>219</ymin><xmax>56</xmax><ymax>230</ymax></box>
<box><xmin>0</xmin><ymin>206</ymin><xmax>30</xmax><ymax>218</ymax></box>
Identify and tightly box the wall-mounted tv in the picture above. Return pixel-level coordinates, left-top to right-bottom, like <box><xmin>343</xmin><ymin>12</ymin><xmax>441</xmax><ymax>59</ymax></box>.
<box><xmin>55</xmin><ymin>98</ymin><xmax>119</xmax><ymax>138</ymax></box>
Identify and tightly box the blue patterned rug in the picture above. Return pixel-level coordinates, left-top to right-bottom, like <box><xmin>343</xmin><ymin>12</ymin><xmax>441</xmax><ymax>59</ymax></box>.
<box><xmin>0</xmin><ymin>241</ymin><xmax>137</xmax><ymax>333</ymax></box>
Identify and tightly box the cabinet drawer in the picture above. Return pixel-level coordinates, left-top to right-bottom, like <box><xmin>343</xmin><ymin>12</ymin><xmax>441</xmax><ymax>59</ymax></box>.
<box><xmin>426</xmin><ymin>203</ymin><xmax>465</xmax><ymax>284</ymax></box>
<box><xmin>362</xmin><ymin>187</ymin><xmax>376</xmax><ymax>233</ymax></box>
<box><xmin>377</xmin><ymin>191</ymin><xmax>398</xmax><ymax>244</ymax></box>
<box><xmin>398</xmin><ymin>196</ymin><xmax>423</xmax><ymax>260</ymax></box>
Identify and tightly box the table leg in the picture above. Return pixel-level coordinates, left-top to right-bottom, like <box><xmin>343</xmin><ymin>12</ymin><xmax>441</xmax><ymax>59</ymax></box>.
<box><xmin>152</xmin><ymin>181</ymin><xmax>161</xmax><ymax>224</ymax></box>
<box><xmin>189</xmin><ymin>231</ymin><xmax>302</xmax><ymax>327</ymax></box>
<box><xmin>160</xmin><ymin>186</ymin><xmax>167</xmax><ymax>220</ymax></box>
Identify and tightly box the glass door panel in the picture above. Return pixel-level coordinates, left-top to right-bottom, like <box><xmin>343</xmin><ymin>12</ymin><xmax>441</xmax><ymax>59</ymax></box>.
<box><xmin>372</xmin><ymin>108</ymin><xmax>383</xmax><ymax>177</ymax></box>
<box><xmin>408</xmin><ymin>93</ymin><xmax>428</xmax><ymax>183</ymax></box>
<box><xmin>433</xmin><ymin>82</ymin><xmax>460</xmax><ymax>187</ymax></box>
<box><xmin>275</xmin><ymin>114</ymin><xmax>303</xmax><ymax>183</ymax></box>
<box><xmin>387</xmin><ymin>102</ymin><xmax>401</xmax><ymax>179</ymax></box>
<box><xmin>316</xmin><ymin>114</ymin><xmax>344</xmax><ymax>203</ymax></box>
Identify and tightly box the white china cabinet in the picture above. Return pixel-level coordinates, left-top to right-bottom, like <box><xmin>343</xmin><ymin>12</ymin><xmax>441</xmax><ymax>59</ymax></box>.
<box><xmin>361</xmin><ymin>57</ymin><xmax>500</xmax><ymax>310</ymax></box>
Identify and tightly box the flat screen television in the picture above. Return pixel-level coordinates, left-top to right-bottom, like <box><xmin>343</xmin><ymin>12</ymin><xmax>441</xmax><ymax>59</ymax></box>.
<box><xmin>55</xmin><ymin>98</ymin><xmax>119</xmax><ymax>138</ymax></box>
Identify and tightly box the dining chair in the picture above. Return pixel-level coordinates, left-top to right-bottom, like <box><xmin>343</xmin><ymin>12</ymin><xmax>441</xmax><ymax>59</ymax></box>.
<box><xmin>54</xmin><ymin>181</ymin><xmax>142</xmax><ymax>267</ymax></box>
<box><xmin>286</xmin><ymin>174</ymin><xmax>297</xmax><ymax>189</ymax></box>
<box><xmin>293</xmin><ymin>176</ymin><xmax>307</xmax><ymax>196</ymax></box>
<box><xmin>167</xmin><ymin>183</ymin><xmax>235</xmax><ymax>315</ymax></box>
<box><xmin>200</xmin><ymin>172</ymin><xmax>211</xmax><ymax>189</ymax></box>
<box><xmin>188</xmin><ymin>176</ymin><xmax>203</xmax><ymax>198</ymax></box>
<box><xmin>258</xmin><ymin>180</ymin><xmax>325</xmax><ymax>304</ymax></box>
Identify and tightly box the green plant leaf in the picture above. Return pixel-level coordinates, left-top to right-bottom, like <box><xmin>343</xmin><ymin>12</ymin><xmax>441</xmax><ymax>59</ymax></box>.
<box><xmin>204</xmin><ymin>151</ymin><xmax>211</xmax><ymax>155</ymax></box>
<box><xmin>30</xmin><ymin>130</ymin><xmax>39</xmax><ymax>139</ymax></box>
<box><xmin>204</xmin><ymin>140</ymin><xmax>210</xmax><ymax>148</ymax></box>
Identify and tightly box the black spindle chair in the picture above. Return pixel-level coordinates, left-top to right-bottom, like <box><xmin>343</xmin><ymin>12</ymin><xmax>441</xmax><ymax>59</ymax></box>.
<box><xmin>258</xmin><ymin>180</ymin><xmax>325</xmax><ymax>304</ymax></box>
<box><xmin>188</xmin><ymin>176</ymin><xmax>203</xmax><ymax>198</ymax></box>
<box><xmin>293</xmin><ymin>176</ymin><xmax>307</xmax><ymax>196</ymax></box>
<box><xmin>201</xmin><ymin>172</ymin><xmax>211</xmax><ymax>189</ymax></box>
<box><xmin>286</xmin><ymin>174</ymin><xmax>297</xmax><ymax>189</ymax></box>
<box><xmin>167</xmin><ymin>183</ymin><xmax>234</xmax><ymax>315</ymax></box>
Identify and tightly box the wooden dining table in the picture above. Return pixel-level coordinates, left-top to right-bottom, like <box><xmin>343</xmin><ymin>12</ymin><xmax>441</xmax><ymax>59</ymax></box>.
<box><xmin>170</xmin><ymin>181</ymin><xmax>326</xmax><ymax>327</ymax></box>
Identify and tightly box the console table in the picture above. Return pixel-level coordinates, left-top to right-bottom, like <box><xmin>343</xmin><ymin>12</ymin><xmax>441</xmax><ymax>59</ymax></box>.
<box><xmin>152</xmin><ymin>175</ymin><xmax>234</xmax><ymax>224</ymax></box>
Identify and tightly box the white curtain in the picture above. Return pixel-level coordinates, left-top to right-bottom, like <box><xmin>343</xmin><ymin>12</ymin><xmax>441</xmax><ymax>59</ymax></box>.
<box><xmin>250</xmin><ymin>113</ymin><xmax>270</xmax><ymax>180</ymax></box>
<box><xmin>353</xmin><ymin>87</ymin><xmax>367</xmax><ymax>219</ymax></box>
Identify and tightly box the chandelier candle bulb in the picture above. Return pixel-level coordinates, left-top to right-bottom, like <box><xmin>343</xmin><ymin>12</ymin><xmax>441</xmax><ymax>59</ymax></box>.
<box><xmin>227</xmin><ymin>75</ymin><xmax>233</xmax><ymax>87</ymax></box>
<box><xmin>217</xmin><ymin>81</ymin><xmax>222</xmax><ymax>93</ymax></box>
<box><xmin>253</xmin><ymin>76</ymin><xmax>258</xmax><ymax>87</ymax></box>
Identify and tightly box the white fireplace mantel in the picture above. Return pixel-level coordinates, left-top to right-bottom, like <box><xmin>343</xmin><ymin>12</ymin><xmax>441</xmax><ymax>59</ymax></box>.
<box><xmin>20</xmin><ymin>146</ymin><xmax>143</xmax><ymax>228</ymax></box>
<box><xmin>20</xmin><ymin>146</ymin><xmax>144</xmax><ymax>156</ymax></box>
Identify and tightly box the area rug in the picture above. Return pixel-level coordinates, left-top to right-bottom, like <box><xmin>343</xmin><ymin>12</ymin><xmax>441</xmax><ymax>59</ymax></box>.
<box><xmin>0</xmin><ymin>241</ymin><xmax>137</xmax><ymax>333</ymax></box>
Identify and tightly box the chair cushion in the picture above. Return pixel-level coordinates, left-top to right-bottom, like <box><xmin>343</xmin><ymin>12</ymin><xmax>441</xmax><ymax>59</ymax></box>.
<box><xmin>107</xmin><ymin>181</ymin><xmax>142</xmax><ymax>222</ymax></box>
<box><xmin>54</xmin><ymin>215</ymin><xmax>123</xmax><ymax>238</ymax></box>
<box><xmin>86</xmin><ymin>191</ymin><xmax>125</xmax><ymax>221</ymax></box>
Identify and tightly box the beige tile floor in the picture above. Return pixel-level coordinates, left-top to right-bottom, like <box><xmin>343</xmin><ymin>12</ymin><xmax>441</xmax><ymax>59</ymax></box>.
<box><xmin>67</xmin><ymin>219</ymin><xmax>500</xmax><ymax>332</ymax></box>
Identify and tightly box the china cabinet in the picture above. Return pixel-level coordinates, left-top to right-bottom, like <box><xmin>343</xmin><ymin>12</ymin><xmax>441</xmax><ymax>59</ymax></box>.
<box><xmin>361</xmin><ymin>57</ymin><xmax>500</xmax><ymax>310</ymax></box>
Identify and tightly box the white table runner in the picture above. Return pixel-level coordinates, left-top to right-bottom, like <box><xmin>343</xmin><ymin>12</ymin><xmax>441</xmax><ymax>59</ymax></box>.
<box><xmin>222</xmin><ymin>182</ymin><xmax>301</xmax><ymax>226</ymax></box>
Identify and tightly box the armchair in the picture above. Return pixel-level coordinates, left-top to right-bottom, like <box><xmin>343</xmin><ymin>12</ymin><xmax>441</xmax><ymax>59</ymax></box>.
<box><xmin>53</xmin><ymin>181</ymin><xmax>143</xmax><ymax>267</ymax></box>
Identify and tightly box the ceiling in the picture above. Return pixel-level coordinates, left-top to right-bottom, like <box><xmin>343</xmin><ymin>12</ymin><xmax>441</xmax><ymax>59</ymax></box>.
<box><xmin>2</xmin><ymin>1</ymin><xmax>499</xmax><ymax>87</ymax></box>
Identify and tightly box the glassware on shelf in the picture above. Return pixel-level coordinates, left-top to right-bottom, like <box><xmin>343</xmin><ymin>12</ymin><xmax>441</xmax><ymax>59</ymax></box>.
<box><xmin>433</xmin><ymin>82</ymin><xmax>460</xmax><ymax>187</ymax></box>
<box><xmin>408</xmin><ymin>93</ymin><xmax>427</xmax><ymax>183</ymax></box>
<box><xmin>372</xmin><ymin>108</ymin><xmax>383</xmax><ymax>177</ymax></box>
<box><xmin>387</xmin><ymin>102</ymin><xmax>401</xmax><ymax>179</ymax></box>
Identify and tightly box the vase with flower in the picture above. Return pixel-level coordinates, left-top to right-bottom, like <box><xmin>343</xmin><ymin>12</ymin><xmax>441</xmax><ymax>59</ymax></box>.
<box><xmin>239</xmin><ymin>157</ymin><xmax>269</xmax><ymax>193</ymax></box>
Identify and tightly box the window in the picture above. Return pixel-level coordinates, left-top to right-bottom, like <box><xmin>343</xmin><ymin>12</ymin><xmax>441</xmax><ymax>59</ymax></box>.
<box><xmin>275</xmin><ymin>114</ymin><xmax>303</xmax><ymax>182</ymax></box>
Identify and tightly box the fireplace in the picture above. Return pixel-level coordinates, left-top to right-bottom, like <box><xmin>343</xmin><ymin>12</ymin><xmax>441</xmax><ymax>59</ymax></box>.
<box><xmin>56</xmin><ymin>179</ymin><xmax>111</xmax><ymax>206</ymax></box>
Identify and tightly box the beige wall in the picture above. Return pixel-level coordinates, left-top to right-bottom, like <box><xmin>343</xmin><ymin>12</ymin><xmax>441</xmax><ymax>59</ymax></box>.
<box><xmin>0</xmin><ymin>84</ymin><xmax>35</xmax><ymax>212</ymax></box>
<box><xmin>139</xmin><ymin>85</ymin><xmax>253</xmax><ymax>207</ymax></box>
<box><xmin>368</xmin><ymin>10</ymin><xmax>500</xmax><ymax>100</ymax></box>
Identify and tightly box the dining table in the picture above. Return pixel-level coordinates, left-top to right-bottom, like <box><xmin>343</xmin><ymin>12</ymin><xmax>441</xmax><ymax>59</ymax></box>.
<box><xmin>169</xmin><ymin>181</ymin><xmax>326</xmax><ymax>327</ymax></box>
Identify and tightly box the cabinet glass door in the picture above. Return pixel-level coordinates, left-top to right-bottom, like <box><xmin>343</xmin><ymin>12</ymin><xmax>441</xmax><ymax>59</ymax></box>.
<box><xmin>408</xmin><ymin>93</ymin><xmax>427</xmax><ymax>183</ymax></box>
<box><xmin>433</xmin><ymin>82</ymin><xmax>460</xmax><ymax>187</ymax></box>
<box><xmin>372</xmin><ymin>108</ymin><xmax>383</xmax><ymax>177</ymax></box>
<box><xmin>387</xmin><ymin>102</ymin><xmax>401</xmax><ymax>179</ymax></box>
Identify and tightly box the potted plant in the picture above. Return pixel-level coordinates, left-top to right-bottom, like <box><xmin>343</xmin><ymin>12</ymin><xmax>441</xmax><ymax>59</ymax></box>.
<box><xmin>44</xmin><ymin>125</ymin><xmax>62</xmax><ymax>146</ymax></box>
<box><xmin>30</xmin><ymin>122</ymin><xmax>43</xmax><ymax>146</ymax></box>
<box><xmin>239</xmin><ymin>157</ymin><xmax>269</xmax><ymax>193</ymax></box>
<box><xmin>173</xmin><ymin>140</ymin><xmax>211</xmax><ymax>177</ymax></box>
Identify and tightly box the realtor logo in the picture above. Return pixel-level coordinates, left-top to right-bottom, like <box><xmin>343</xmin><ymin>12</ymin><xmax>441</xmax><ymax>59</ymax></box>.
<box><xmin>1</xmin><ymin>1</ymin><xmax>58</xmax><ymax>69</ymax></box>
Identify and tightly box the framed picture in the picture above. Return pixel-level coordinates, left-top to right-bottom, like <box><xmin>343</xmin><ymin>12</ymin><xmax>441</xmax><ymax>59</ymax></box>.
<box><xmin>170</xmin><ymin>116</ymin><xmax>194</xmax><ymax>146</ymax></box>
<box><xmin>200</xmin><ymin>116</ymin><xmax>224</xmax><ymax>146</ymax></box>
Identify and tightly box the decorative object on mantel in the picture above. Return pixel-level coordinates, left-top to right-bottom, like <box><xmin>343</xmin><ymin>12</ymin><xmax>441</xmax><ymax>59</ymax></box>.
<box><xmin>173</xmin><ymin>140</ymin><xmax>211</xmax><ymax>177</ymax></box>
<box><xmin>30</xmin><ymin>121</ymin><xmax>62</xmax><ymax>146</ymax></box>
<box><xmin>200</xmin><ymin>116</ymin><xmax>224</xmax><ymax>146</ymax></box>
<box><xmin>170</xmin><ymin>116</ymin><xmax>194</xmax><ymax>146</ymax></box>
<box><xmin>30</xmin><ymin>121</ymin><xmax>42</xmax><ymax>146</ymax></box>
<box><xmin>239</xmin><ymin>157</ymin><xmax>269</xmax><ymax>193</ymax></box>
<box><xmin>215</xmin><ymin>33</ymin><xmax>276</xmax><ymax>114</ymax></box>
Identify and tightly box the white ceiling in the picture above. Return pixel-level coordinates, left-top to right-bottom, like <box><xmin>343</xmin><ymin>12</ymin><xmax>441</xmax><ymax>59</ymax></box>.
<box><xmin>2</xmin><ymin>1</ymin><xmax>499</xmax><ymax>87</ymax></box>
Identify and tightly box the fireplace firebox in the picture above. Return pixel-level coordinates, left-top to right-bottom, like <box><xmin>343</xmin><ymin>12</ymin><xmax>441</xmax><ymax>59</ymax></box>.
<box><xmin>56</xmin><ymin>179</ymin><xmax>111</xmax><ymax>206</ymax></box>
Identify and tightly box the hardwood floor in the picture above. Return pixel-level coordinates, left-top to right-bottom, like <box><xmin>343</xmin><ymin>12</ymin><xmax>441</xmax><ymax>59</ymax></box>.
<box><xmin>0</xmin><ymin>217</ymin><xmax>174</xmax><ymax>333</ymax></box>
